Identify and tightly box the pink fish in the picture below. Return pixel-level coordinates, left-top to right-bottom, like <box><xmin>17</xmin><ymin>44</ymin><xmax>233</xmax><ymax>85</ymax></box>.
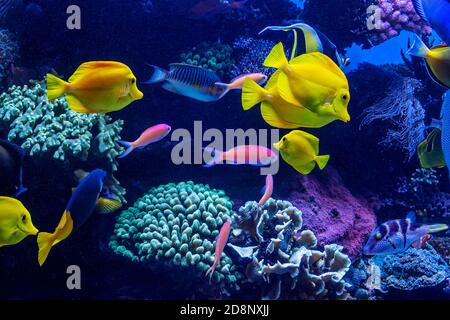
<box><xmin>258</xmin><ymin>174</ymin><xmax>273</xmax><ymax>207</ymax></box>
<box><xmin>205</xmin><ymin>219</ymin><xmax>232</xmax><ymax>284</ymax></box>
<box><xmin>204</xmin><ymin>145</ymin><xmax>278</xmax><ymax>167</ymax></box>
<box><xmin>216</xmin><ymin>73</ymin><xmax>268</xmax><ymax>91</ymax></box>
<box><xmin>118</xmin><ymin>124</ymin><xmax>171</xmax><ymax>158</ymax></box>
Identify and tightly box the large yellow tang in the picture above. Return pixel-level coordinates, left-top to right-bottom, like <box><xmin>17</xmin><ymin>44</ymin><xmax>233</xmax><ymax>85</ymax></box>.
<box><xmin>0</xmin><ymin>197</ymin><xmax>38</xmax><ymax>247</ymax></box>
<box><xmin>263</xmin><ymin>42</ymin><xmax>350</xmax><ymax>118</ymax></box>
<box><xmin>242</xmin><ymin>71</ymin><xmax>349</xmax><ymax>128</ymax></box>
<box><xmin>273</xmin><ymin>130</ymin><xmax>330</xmax><ymax>175</ymax></box>
<box><xmin>46</xmin><ymin>61</ymin><xmax>144</xmax><ymax>114</ymax></box>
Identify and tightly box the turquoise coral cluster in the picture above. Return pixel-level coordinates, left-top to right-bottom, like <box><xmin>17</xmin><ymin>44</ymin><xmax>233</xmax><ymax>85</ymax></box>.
<box><xmin>180</xmin><ymin>42</ymin><xmax>235</xmax><ymax>79</ymax></box>
<box><xmin>110</xmin><ymin>181</ymin><xmax>241</xmax><ymax>290</ymax></box>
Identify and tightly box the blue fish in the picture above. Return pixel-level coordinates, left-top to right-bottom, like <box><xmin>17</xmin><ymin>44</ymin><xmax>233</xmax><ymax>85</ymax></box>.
<box><xmin>363</xmin><ymin>212</ymin><xmax>448</xmax><ymax>256</ymax></box>
<box><xmin>0</xmin><ymin>139</ymin><xmax>27</xmax><ymax>197</ymax></box>
<box><xmin>144</xmin><ymin>63</ymin><xmax>229</xmax><ymax>102</ymax></box>
<box><xmin>412</xmin><ymin>0</ymin><xmax>450</xmax><ymax>45</ymax></box>
<box><xmin>37</xmin><ymin>169</ymin><xmax>113</xmax><ymax>266</ymax></box>
<box><xmin>430</xmin><ymin>90</ymin><xmax>450</xmax><ymax>176</ymax></box>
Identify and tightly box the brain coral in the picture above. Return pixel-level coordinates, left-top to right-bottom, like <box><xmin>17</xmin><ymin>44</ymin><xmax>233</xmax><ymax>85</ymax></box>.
<box><xmin>109</xmin><ymin>181</ymin><xmax>241</xmax><ymax>291</ymax></box>
<box><xmin>231</xmin><ymin>199</ymin><xmax>352</xmax><ymax>300</ymax></box>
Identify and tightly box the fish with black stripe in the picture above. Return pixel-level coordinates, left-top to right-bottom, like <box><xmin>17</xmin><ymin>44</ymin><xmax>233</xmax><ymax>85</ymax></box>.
<box><xmin>363</xmin><ymin>212</ymin><xmax>448</xmax><ymax>256</ymax></box>
<box><xmin>144</xmin><ymin>63</ymin><xmax>230</xmax><ymax>102</ymax></box>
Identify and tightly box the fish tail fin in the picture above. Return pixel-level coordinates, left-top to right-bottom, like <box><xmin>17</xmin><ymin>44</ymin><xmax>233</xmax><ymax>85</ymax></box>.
<box><xmin>264</xmin><ymin>42</ymin><xmax>288</xmax><ymax>70</ymax></box>
<box><xmin>242</xmin><ymin>78</ymin><xmax>265</xmax><ymax>110</ymax></box>
<box><xmin>315</xmin><ymin>154</ymin><xmax>330</xmax><ymax>170</ymax></box>
<box><xmin>143</xmin><ymin>65</ymin><xmax>168</xmax><ymax>84</ymax></box>
<box><xmin>406</xmin><ymin>35</ymin><xmax>429</xmax><ymax>58</ymax></box>
<box><xmin>37</xmin><ymin>232</ymin><xmax>56</xmax><ymax>267</ymax></box>
<box><xmin>203</xmin><ymin>147</ymin><xmax>221</xmax><ymax>167</ymax></box>
<box><xmin>205</xmin><ymin>263</ymin><xmax>216</xmax><ymax>284</ymax></box>
<box><xmin>427</xmin><ymin>224</ymin><xmax>449</xmax><ymax>234</ymax></box>
<box><xmin>46</xmin><ymin>73</ymin><xmax>68</xmax><ymax>101</ymax></box>
<box><xmin>118</xmin><ymin>141</ymin><xmax>134</xmax><ymax>158</ymax></box>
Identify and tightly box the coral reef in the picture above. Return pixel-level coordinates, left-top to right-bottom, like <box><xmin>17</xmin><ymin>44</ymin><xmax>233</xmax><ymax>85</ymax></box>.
<box><xmin>369</xmin><ymin>0</ymin><xmax>431</xmax><ymax>44</ymax></box>
<box><xmin>230</xmin><ymin>198</ymin><xmax>352</xmax><ymax>300</ymax></box>
<box><xmin>109</xmin><ymin>181</ymin><xmax>241</xmax><ymax>294</ymax></box>
<box><xmin>180</xmin><ymin>41</ymin><xmax>235</xmax><ymax>79</ymax></box>
<box><xmin>373</xmin><ymin>246</ymin><xmax>450</xmax><ymax>291</ymax></box>
<box><xmin>429</xmin><ymin>237</ymin><xmax>450</xmax><ymax>264</ymax></box>
<box><xmin>0</xmin><ymin>29</ymin><xmax>19</xmax><ymax>87</ymax></box>
<box><xmin>360</xmin><ymin>76</ymin><xmax>425</xmax><ymax>160</ymax></box>
<box><xmin>281</xmin><ymin>166</ymin><xmax>377</xmax><ymax>259</ymax></box>
<box><xmin>230</xmin><ymin>36</ymin><xmax>275</xmax><ymax>78</ymax></box>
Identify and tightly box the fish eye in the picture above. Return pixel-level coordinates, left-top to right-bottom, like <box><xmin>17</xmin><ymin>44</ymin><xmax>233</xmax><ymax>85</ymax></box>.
<box><xmin>342</xmin><ymin>94</ymin><xmax>348</xmax><ymax>101</ymax></box>
<box><xmin>282</xmin><ymin>137</ymin><xmax>286</xmax><ymax>142</ymax></box>
<box><xmin>131</xmin><ymin>78</ymin><xmax>136</xmax><ymax>84</ymax></box>
<box><xmin>375</xmin><ymin>231</ymin><xmax>382</xmax><ymax>240</ymax></box>
<box><xmin>21</xmin><ymin>214</ymin><xmax>26</xmax><ymax>222</ymax></box>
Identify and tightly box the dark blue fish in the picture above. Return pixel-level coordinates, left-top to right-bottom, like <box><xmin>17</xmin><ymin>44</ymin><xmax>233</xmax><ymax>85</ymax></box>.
<box><xmin>363</xmin><ymin>212</ymin><xmax>448</xmax><ymax>256</ymax></box>
<box><xmin>37</xmin><ymin>169</ymin><xmax>109</xmax><ymax>266</ymax></box>
<box><xmin>0</xmin><ymin>139</ymin><xmax>27</xmax><ymax>197</ymax></box>
<box><xmin>144</xmin><ymin>63</ymin><xmax>229</xmax><ymax>102</ymax></box>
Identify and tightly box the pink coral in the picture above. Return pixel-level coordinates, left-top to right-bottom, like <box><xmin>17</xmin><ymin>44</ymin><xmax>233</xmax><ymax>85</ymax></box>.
<box><xmin>283</xmin><ymin>167</ymin><xmax>377</xmax><ymax>260</ymax></box>
<box><xmin>370</xmin><ymin>0</ymin><xmax>431</xmax><ymax>44</ymax></box>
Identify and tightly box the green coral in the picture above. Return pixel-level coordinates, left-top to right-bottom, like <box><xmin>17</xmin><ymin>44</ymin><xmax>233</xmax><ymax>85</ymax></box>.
<box><xmin>180</xmin><ymin>42</ymin><xmax>235</xmax><ymax>79</ymax></box>
<box><xmin>109</xmin><ymin>181</ymin><xmax>241</xmax><ymax>290</ymax></box>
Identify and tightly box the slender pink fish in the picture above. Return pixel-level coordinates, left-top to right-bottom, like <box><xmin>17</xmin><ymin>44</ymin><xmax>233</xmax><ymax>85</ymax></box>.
<box><xmin>258</xmin><ymin>174</ymin><xmax>273</xmax><ymax>207</ymax></box>
<box><xmin>216</xmin><ymin>73</ymin><xmax>268</xmax><ymax>91</ymax></box>
<box><xmin>206</xmin><ymin>219</ymin><xmax>232</xmax><ymax>284</ymax></box>
<box><xmin>204</xmin><ymin>145</ymin><xmax>278</xmax><ymax>167</ymax></box>
<box><xmin>118</xmin><ymin>124</ymin><xmax>171</xmax><ymax>158</ymax></box>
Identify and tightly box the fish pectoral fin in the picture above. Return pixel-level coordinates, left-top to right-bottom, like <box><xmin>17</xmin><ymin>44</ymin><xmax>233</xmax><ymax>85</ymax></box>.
<box><xmin>96</xmin><ymin>197</ymin><xmax>122</xmax><ymax>214</ymax></box>
<box><xmin>66</xmin><ymin>95</ymin><xmax>93</xmax><ymax>113</ymax></box>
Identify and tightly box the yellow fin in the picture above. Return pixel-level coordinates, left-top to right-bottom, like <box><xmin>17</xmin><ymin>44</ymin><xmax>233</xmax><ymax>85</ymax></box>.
<box><xmin>242</xmin><ymin>78</ymin><xmax>266</xmax><ymax>110</ymax></box>
<box><xmin>37</xmin><ymin>232</ymin><xmax>55</xmax><ymax>267</ymax></box>
<box><xmin>46</xmin><ymin>73</ymin><xmax>68</xmax><ymax>101</ymax></box>
<box><xmin>68</xmin><ymin>61</ymin><xmax>125</xmax><ymax>82</ymax></box>
<box><xmin>293</xmin><ymin>160</ymin><xmax>316</xmax><ymax>175</ymax></box>
<box><xmin>315</xmin><ymin>154</ymin><xmax>330</xmax><ymax>170</ymax></box>
<box><xmin>66</xmin><ymin>95</ymin><xmax>93</xmax><ymax>114</ymax></box>
<box><xmin>265</xmin><ymin>70</ymin><xmax>280</xmax><ymax>90</ymax></box>
<box><xmin>277</xmin><ymin>73</ymin><xmax>301</xmax><ymax>106</ymax></box>
<box><xmin>292</xmin><ymin>52</ymin><xmax>345</xmax><ymax>80</ymax></box>
<box><xmin>261</xmin><ymin>101</ymin><xmax>299</xmax><ymax>129</ymax></box>
<box><xmin>263</xmin><ymin>42</ymin><xmax>289</xmax><ymax>70</ymax></box>
<box><xmin>96</xmin><ymin>197</ymin><xmax>122</xmax><ymax>214</ymax></box>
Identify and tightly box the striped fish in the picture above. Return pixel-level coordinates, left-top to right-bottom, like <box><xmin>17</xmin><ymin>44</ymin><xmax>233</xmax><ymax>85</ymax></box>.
<box><xmin>363</xmin><ymin>212</ymin><xmax>448</xmax><ymax>256</ymax></box>
<box><xmin>144</xmin><ymin>63</ymin><xmax>229</xmax><ymax>102</ymax></box>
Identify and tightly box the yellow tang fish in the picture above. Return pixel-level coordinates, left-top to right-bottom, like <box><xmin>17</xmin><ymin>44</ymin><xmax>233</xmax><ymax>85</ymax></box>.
<box><xmin>242</xmin><ymin>71</ymin><xmax>349</xmax><ymax>128</ymax></box>
<box><xmin>263</xmin><ymin>42</ymin><xmax>350</xmax><ymax>119</ymax></box>
<box><xmin>273</xmin><ymin>130</ymin><xmax>330</xmax><ymax>175</ymax></box>
<box><xmin>407</xmin><ymin>35</ymin><xmax>450</xmax><ymax>88</ymax></box>
<box><xmin>0</xmin><ymin>197</ymin><xmax>38</xmax><ymax>247</ymax></box>
<box><xmin>417</xmin><ymin>128</ymin><xmax>446</xmax><ymax>169</ymax></box>
<box><xmin>46</xmin><ymin>61</ymin><xmax>144</xmax><ymax>114</ymax></box>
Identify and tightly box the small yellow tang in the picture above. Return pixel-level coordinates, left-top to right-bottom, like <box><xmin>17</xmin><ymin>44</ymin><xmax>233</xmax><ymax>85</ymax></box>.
<box><xmin>263</xmin><ymin>42</ymin><xmax>350</xmax><ymax>119</ymax></box>
<box><xmin>417</xmin><ymin>128</ymin><xmax>446</xmax><ymax>169</ymax></box>
<box><xmin>46</xmin><ymin>61</ymin><xmax>144</xmax><ymax>114</ymax></box>
<box><xmin>273</xmin><ymin>130</ymin><xmax>330</xmax><ymax>175</ymax></box>
<box><xmin>0</xmin><ymin>197</ymin><xmax>38</xmax><ymax>247</ymax></box>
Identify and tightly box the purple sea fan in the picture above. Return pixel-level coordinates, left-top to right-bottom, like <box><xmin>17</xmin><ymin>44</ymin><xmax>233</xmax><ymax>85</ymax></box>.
<box><xmin>230</xmin><ymin>36</ymin><xmax>276</xmax><ymax>78</ymax></box>
<box><xmin>359</xmin><ymin>77</ymin><xmax>425</xmax><ymax>161</ymax></box>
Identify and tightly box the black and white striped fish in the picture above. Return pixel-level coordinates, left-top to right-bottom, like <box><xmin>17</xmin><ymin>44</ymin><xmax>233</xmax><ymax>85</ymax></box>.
<box><xmin>363</xmin><ymin>212</ymin><xmax>448</xmax><ymax>256</ymax></box>
<box><xmin>144</xmin><ymin>63</ymin><xmax>229</xmax><ymax>102</ymax></box>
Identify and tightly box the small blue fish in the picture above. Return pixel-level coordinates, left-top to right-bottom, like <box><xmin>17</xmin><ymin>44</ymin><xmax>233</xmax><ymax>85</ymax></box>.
<box><xmin>37</xmin><ymin>169</ymin><xmax>117</xmax><ymax>266</ymax></box>
<box><xmin>363</xmin><ymin>212</ymin><xmax>448</xmax><ymax>256</ymax></box>
<box><xmin>0</xmin><ymin>139</ymin><xmax>27</xmax><ymax>197</ymax></box>
<box><xmin>412</xmin><ymin>0</ymin><xmax>450</xmax><ymax>45</ymax></box>
<box><xmin>144</xmin><ymin>63</ymin><xmax>229</xmax><ymax>102</ymax></box>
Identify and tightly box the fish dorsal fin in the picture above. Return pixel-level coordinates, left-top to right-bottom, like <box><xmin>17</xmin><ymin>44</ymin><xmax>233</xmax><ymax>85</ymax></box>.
<box><xmin>292</xmin><ymin>130</ymin><xmax>320</xmax><ymax>153</ymax></box>
<box><xmin>411</xmin><ymin>0</ymin><xmax>429</xmax><ymax>23</ymax></box>
<box><xmin>406</xmin><ymin>211</ymin><xmax>416</xmax><ymax>222</ymax></box>
<box><xmin>292</xmin><ymin>52</ymin><xmax>345</xmax><ymax>80</ymax></box>
<box><xmin>431</xmin><ymin>44</ymin><xmax>449</xmax><ymax>50</ymax></box>
<box><xmin>68</xmin><ymin>61</ymin><xmax>124</xmax><ymax>83</ymax></box>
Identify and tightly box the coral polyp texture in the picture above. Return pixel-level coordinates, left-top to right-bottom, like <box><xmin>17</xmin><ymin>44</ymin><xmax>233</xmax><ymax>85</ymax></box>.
<box><xmin>0</xmin><ymin>81</ymin><xmax>123</xmax><ymax>169</ymax></box>
<box><xmin>231</xmin><ymin>36</ymin><xmax>275</xmax><ymax>78</ymax></box>
<box><xmin>231</xmin><ymin>199</ymin><xmax>352</xmax><ymax>300</ymax></box>
<box><xmin>109</xmin><ymin>181</ymin><xmax>241</xmax><ymax>291</ymax></box>
<box><xmin>369</xmin><ymin>0</ymin><xmax>431</xmax><ymax>44</ymax></box>
<box><xmin>180</xmin><ymin>41</ymin><xmax>235</xmax><ymax>79</ymax></box>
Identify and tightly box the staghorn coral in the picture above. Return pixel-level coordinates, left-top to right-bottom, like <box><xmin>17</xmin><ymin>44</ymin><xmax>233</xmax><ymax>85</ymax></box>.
<box><xmin>360</xmin><ymin>76</ymin><xmax>425</xmax><ymax>160</ymax></box>
<box><xmin>231</xmin><ymin>198</ymin><xmax>352</xmax><ymax>300</ymax></box>
<box><xmin>180</xmin><ymin>41</ymin><xmax>235</xmax><ymax>79</ymax></box>
<box><xmin>373</xmin><ymin>245</ymin><xmax>450</xmax><ymax>291</ymax></box>
<box><xmin>109</xmin><ymin>181</ymin><xmax>242</xmax><ymax>294</ymax></box>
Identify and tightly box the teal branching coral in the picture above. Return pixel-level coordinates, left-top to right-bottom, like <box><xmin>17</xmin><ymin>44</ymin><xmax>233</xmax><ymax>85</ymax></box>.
<box><xmin>180</xmin><ymin>42</ymin><xmax>235</xmax><ymax>79</ymax></box>
<box><xmin>232</xmin><ymin>199</ymin><xmax>352</xmax><ymax>300</ymax></box>
<box><xmin>109</xmin><ymin>181</ymin><xmax>242</xmax><ymax>291</ymax></box>
<box><xmin>0</xmin><ymin>81</ymin><xmax>123</xmax><ymax>170</ymax></box>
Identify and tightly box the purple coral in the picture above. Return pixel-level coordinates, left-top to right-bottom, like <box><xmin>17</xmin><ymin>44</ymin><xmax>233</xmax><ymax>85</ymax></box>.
<box><xmin>370</xmin><ymin>0</ymin><xmax>432</xmax><ymax>44</ymax></box>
